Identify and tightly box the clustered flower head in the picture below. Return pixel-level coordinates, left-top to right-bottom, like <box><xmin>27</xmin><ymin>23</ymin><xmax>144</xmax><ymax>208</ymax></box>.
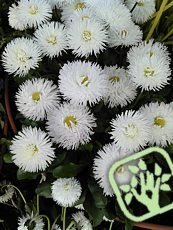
<box><xmin>2</xmin><ymin>0</ymin><xmax>173</xmax><ymax>228</ymax></box>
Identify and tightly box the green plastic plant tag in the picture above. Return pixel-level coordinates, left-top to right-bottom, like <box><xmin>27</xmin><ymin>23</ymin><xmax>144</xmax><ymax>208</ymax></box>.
<box><xmin>109</xmin><ymin>147</ymin><xmax>173</xmax><ymax>222</ymax></box>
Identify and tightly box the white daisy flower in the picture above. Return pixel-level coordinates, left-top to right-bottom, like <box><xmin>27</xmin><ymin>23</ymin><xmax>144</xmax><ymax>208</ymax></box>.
<box><xmin>2</xmin><ymin>37</ymin><xmax>42</xmax><ymax>77</ymax></box>
<box><xmin>18</xmin><ymin>0</ymin><xmax>52</xmax><ymax>28</ymax></box>
<box><xmin>18</xmin><ymin>213</ymin><xmax>44</xmax><ymax>230</ymax></box>
<box><xmin>140</xmin><ymin>102</ymin><xmax>173</xmax><ymax>147</ymax></box>
<box><xmin>0</xmin><ymin>181</ymin><xmax>14</xmax><ymax>203</ymax></box>
<box><xmin>73</xmin><ymin>211</ymin><xmax>93</xmax><ymax>230</ymax></box>
<box><xmin>125</xmin><ymin>0</ymin><xmax>156</xmax><ymax>24</ymax></box>
<box><xmin>15</xmin><ymin>78</ymin><xmax>60</xmax><ymax>121</ymax></box>
<box><xmin>58</xmin><ymin>61</ymin><xmax>108</xmax><ymax>105</ymax></box>
<box><xmin>108</xmin><ymin>21</ymin><xmax>143</xmax><ymax>47</ymax></box>
<box><xmin>61</xmin><ymin>0</ymin><xmax>87</xmax><ymax>22</ymax></box>
<box><xmin>110</xmin><ymin>110</ymin><xmax>151</xmax><ymax>152</ymax></box>
<box><xmin>86</xmin><ymin>0</ymin><xmax>131</xmax><ymax>30</ymax></box>
<box><xmin>103</xmin><ymin>66</ymin><xmax>137</xmax><ymax>108</ymax></box>
<box><xmin>34</xmin><ymin>22</ymin><xmax>68</xmax><ymax>58</ymax></box>
<box><xmin>52</xmin><ymin>178</ymin><xmax>82</xmax><ymax>207</ymax></box>
<box><xmin>67</xmin><ymin>20</ymin><xmax>108</xmax><ymax>57</ymax></box>
<box><xmin>8</xmin><ymin>3</ymin><xmax>25</xmax><ymax>31</ymax></box>
<box><xmin>10</xmin><ymin>126</ymin><xmax>55</xmax><ymax>172</ymax></box>
<box><xmin>93</xmin><ymin>143</ymin><xmax>133</xmax><ymax>197</ymax></box>
<box><xmin>127</xmin><ymin>40</ymin><xmax>171</xmax><ymax>91</ymax></box>
<box><xmin>46</xmin><ymin>103</ymin><xmax>96</xmax><ymax>150</ymax></box>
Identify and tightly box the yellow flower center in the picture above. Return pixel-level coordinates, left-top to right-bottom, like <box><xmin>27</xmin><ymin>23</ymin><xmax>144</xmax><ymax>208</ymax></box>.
<box><xmin>120</xmin><ymin>30</ymin><xmax>128</xmax><ymax>39</ymax></box>
<box><xmin>137</xmin><ymin>1</ymin><xmax>144</xmax><ymax>6</ymax></box>
<box><xmin>148</xmin><ymin>51</ymin><xmax>154</xmax><ymax>57</ymax></box>
<box><xmin>144</xmin><ymin>67</ymin><xmax>155</xmax><ymax>77</ymax></box>
<box><xmin>27</xmin><ymin>144</ymin><xmax>39</xmax><ymax>156</ymax></box>
<box><xmin>74</xmin><ymin>2</ymin><xmax>86</xmax><ymax>10</ymax></box>
<box><xmin>109</xmin><ymin>76</ymin><xmax>120</xmax><ymax>83</ymax></box>
<box><xmin>81</xmin><ymin>15</ymin><xmax>90</xmax><ymax>20</ymax></box>
<box><xmin>116</xmin><ymin>165</ymin><xmax>125</xmax><ymax>174</ymax></box>
<box><xmin>32</xmin><ymin>92</ymin><xmax>42</xmax><ymax>102</ymax></box>
<box><xmin>28</xmin><ymin>5</ymin><xmax>38</xmax><ymax>15</ymax></box>
<box><xmin>47</xmin><ymin>35</ymin><xmax>57</xmax><ymax>45</ymax></box>
<box><xmin>17</xmin><ymin>49</ymin><xmax>30</xmax><ymax>63</ymax></box>
<box><xmin>82</xmin><ymin>30</ymin><xmax>92</xmax><ymax>41</ymax></box>
<box><xmin>64</xmin><ymin>115</ymin><xmax>77</xmax><ymax>128</ymax></box>
<box><xmin>154</xmin><ymin>116</ymin><xmax>166</xmax><ymax>128</ymax></box>
<box><xmin>123</xmin><ymin>123</ymin><xmax>138</xmax><ymax>138</ymax></box>
<box><xmin>81</xmin><ymin>75</ymin><xmax>90</xmax><ymax>87</ymax></box>
<box><xmin>63</xmin><ymin>183</ymin><xmax>70</xmax><ymax>191</ymax></box>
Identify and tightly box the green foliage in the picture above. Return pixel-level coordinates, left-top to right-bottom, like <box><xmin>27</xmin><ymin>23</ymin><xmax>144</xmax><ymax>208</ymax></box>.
<box><xmin>17</xmin><ymin>169</ymin><xmax>38</xmax><ymax>180</ymax></box>
<box><xmin>35</xmin><ymin>182</ymin><xmax>52</xmax><ymax>198</ymax></box>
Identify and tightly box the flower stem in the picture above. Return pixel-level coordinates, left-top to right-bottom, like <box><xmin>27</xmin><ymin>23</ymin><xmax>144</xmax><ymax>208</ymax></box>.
<box><xmin>161</xmin><ymin>27</ymin><xmax>173</xmax><ymax>42</ymax></box>
<box><xmin>51</xmin><ymin>215</ymin><xmax>60</xmax><ymax>230</ymax></box>
<box><xmin>66</xmin><ymin>220</ymin><xmax>75</xmax><ymax>230</ymax></box>
<box><xmin>146</xmin><ymin>0</ymin><xmax>168</xmax><ymax>42</ymax></box>
<box><xmin>39</xmin><ymin>215</ymin><xmax>51</xmax><ymax>230</ymax></box>
<box><xmin>151</xmin><ymin>1</ymin><xmax>173</xmax><ymax>20</ymax></box>
<box><xmin>109</xmin><ymin>221</ymin><xmax>114</xmax><ymax>230</ymax></box>
<box><xmin>62</xmin><ymin>207</ymin><xmax>67</xmax><ymax>230</ymax></box>
<box><xmin>36</xmin><ymin>174</ymin><xmax>45</xmax><ymax>215</ymax></box>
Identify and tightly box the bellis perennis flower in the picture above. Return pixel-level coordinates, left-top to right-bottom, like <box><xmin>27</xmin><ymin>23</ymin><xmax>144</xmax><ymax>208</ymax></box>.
<box><xmin>58</xmin><ymin>61</ymin><xmax>107</xmax><ymax>105</ymax></box>
<box><xmin>110</xmin><ymin>110</ymin><xmax>151</xmax><ymax>152</ymax></box>
<box><xmin>2</xmin><ymin>37</ymin><xmax>42</xmax><ymax>77</ymax></box>
<box><xmin>18</xmin><ymin>213</ymin><xmax>44</xmax><ymax>230</ymax></box>
<box><xmin>15</xmin><ymin>78</ymin><xmax>60</xmax><ymax>121</ymax></box>
<box><xmin>46</xmin><ymin>103</ymin><xmax>96</xmax><ymax>150</ymax></box>
<box><xmin>52</xmin><ymin>177</ymin><xmax>82</xmax><ymax>207</ymax></box>
<box><xmin>10</xmin><ymin>127</ymin><xmax>55</xmax><ymax>172</ymax></box>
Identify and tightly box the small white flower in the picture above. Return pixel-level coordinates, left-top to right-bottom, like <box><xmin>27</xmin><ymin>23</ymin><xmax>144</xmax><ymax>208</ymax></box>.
<box><xmin>18</xmin><ymin>0</ymin><xmax>52</xmax><ymax>28</ymax></box>
<box><xmin>103</xmin><ymin>66</ymin><xmax>137</xmax><ymax>108</ymax></box>
<box><xmin>73</xmin><ymin>211</ymin><xmax>93</xmax><ymax>230</ymax></box>
<box><xmin>110</xmin><ymin>110</ymin><xmax>151</xmax><ymax>152</ymax></box>
<box><xmin>46</xmin><ymin>103</ymin><xmax>96</xmax><ymax>150</ymax></box>
<box><xmin>34</xmin><ymin>22</ymin><xmax>68</xmax><ymax>58</ymax></box>
<box><xmin>2</xmin><ymin>37</ymin><xmax>42</xmax><ymax>77</ymax></box>
<box><xmin>67</xmin><ymin>20</ymin><xmax>108</xmax><ymax>57</ymax></box>
<box><xmin>108</xmin><ymin>21</ymin><xmax>143</xmax><ymax>47</ymax></box>
<box><xmin>0</xmin><ymin>181</ymin><xmax>14</xmax><ymax>203</ymax></box>
<box><xmin>125</xmin><ymin>0</ymin><xmax>156</xmax><ymax>24</ymax></box>
<box><xmin>140</xmin><ymin>102</ymin><xmax>173</xmax><ymax>147</ymax></box>
<box><xmin>18</xmin><ymin>213</ymin><xmax>44</xmax><ymax>230</ymax></box>
<box><xmin>93</xmin><ymin>143</ymin><xmax>133</xmax><ymax>196</ymax></box>
<box><xmin>10</xmin><ymin>126</ymin><xmax>55</xmax><ymax>172</ymax></box>
<box><xmin>52</xmin><ymin>224</ymin><xmax>61</xmax><ymax>230</ymax></box>
<box><xmin>8</xmin><ymin>3</ymin><xmax>25</xmax><ymax>31</ymax></box>
<box><xmin>127</xmin><ymin>40</ymin><xmax>171</xmax><ymax>91</ymax></box>
<box><xmin>16</xmin><ymin>78</ymin><xmax>60</xmax><ymax>121</ymax></box>
<box><xmin>52</xmin><ymin>178</ymin><xmax>82</xmax><ymax>207</ymax></box>
<box><xmin>86</xmin><ymin>0</ymin><xmax>131</xmax><ymax>30</ymax></box>
<box><xmin>58</xmin><ymin>61</ymin><xmax>108</xmax><ymax>105</ymax></box>
<box><xmin>75</xmin><ymin>204</ymin><xmax>84</xmax><ymax>210</ymax></box>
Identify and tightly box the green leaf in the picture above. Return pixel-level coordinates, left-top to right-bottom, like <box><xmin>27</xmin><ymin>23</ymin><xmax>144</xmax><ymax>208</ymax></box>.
<box><xmin>120</xmin><ymin>185</ymin><xmax>130</xmax><ymax>193</ymax></box>
<box><xmin>78</xmin><ymin>143</ymin><xmax>93</xmax><ymax>152</ymax></box>
<box><xmin>35</xmin><ymin>182</ymin><xmax>52</xmax><ymax>198</ymax></box>
<box><xmin>53</xmin><ymin>163</ymin><xmax>86</xmax><ymax>178</ymax></box>
<box><xmin>125</xmin><ymin>193</ymin><xmax>133</xmax><ymax>205</ymax></box>
<box><xmin>161</xmin><ymin>174</ymin><xmax>171</xmax><ymax>183</ymax></box>
<box><xmin>138</xmin><ymin>159</ymin><xmax>147</xmax><ymax>170</ymax></box>
<box><xmin>48</xmin><ymin>152</ymin><xmax>67</xmax><ymax>171</ymax></box>
<box><xmin>88</xmin><ymin>179</ymin><xmax>107</xmax><ymax>208</ymax></box>
<box><xmin>3</xmin><ymin>153</ymin><xmax>13</xmax><ymax>163</ymax></box>
<box><xmin>131</xmin><ymin>176</ymin><xmax>138</xmax><ymax>188</ymax></box>
<box><xmin>154</xmin><ymin>163</ymin><xmax>162</xmax><ymax>176</ymax></box>
<box><xmin>128</xmin><ymin>165</ymin><xmax>139</xmax><ymax>174</ymax></box>
<box><xmin>0</xmin><ymin>138</ymin><xmax>11</xmax><ymax>146</ymax></box>
<box><xmin>160</xmin><ymin>184</ymin><xmax>171</xmax><ymax>191</ymax></box>
<box><xmin>17</xmin><ymin>169</ymin><xmax>38</xmax><ymax>180</ymax></box>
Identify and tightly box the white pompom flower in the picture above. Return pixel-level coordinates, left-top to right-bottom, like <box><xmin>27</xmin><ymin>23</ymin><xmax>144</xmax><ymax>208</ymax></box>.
<box><xmin>52</xmin><ymin>178</ymin><xmax>82</xmax><ymax>207</ymax></box>
<box><xmin>15</xmin><ymin>78</ymin><xmax>60</xmax><ymax>121</ymax></box>
<box><xmin>34</xmin><ymin>22</ymin><xmax>68</xmax><ymax>58</ymax></box>
<box><xmin>67</xmin><ymin>20</ymin><xmax>108</xmax><ymax>57</ymax></box>
<box><xmin>125</xmin><ymin>0</ymin><xmax>156</xmax><ymax>24</ymax></box>
<box><xmin>73</xmin><ymin>211</ymin><xmax>93</xmax><ymax>229</ymax></box>
<box><xmin>58</xmin><ymin>61</ymin><xmax>108</xmax><ymax>105</ymax></box>
<box><xmin>103</xmin><ymin>66</ymin><xmax>137</xmax><ymax>108</ymax></box>
<box><xmin>127</xmin><ymin>40</ymin><xmax>171</xmax><ymax>91</ymax></box>
<box><xmin>140</xmin><ymin>102</ymin><xmax>173</xmax><ymax>147</ymax></box>
<box><xmin>18</xmin><ymin>0</ymin><xmax>52</xmax><ymax>28</ymax></box>
<box><xmin>110</xmin><ymin>110</ymin><xmax>151</xmax><ymax>152</ymax></box>
<box><xmin>10</xmin><ymin>127</ymin><xmax>55</xmax><ymax>172</ymax></box>
<box><xmin>18</xmin><ymin>213</ymin><xmax>44</xmax><ymax>230</ymax></box>
<box><xmin>46</xmin><ymin>103</ymin><xmax>96</xmax><ymax>150</ymax></box>
<box><xmin>2</xmin><ymin>37</ymin><xmax>42</xmax><ymax>77</ymax></box>
<box><xmin>93</xmin><ymin>143</ymin><xmax>134</xmax><ymax>196</ymax></box>
<box><xmin>108</xmin><ymin>21</ymin><xmax>143</xmax><ymax>47</ymax></box>
<box><xmin>8</xmin><ymin>3</ymin><xmax>26</xmax><ymax>31</ymax></box>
